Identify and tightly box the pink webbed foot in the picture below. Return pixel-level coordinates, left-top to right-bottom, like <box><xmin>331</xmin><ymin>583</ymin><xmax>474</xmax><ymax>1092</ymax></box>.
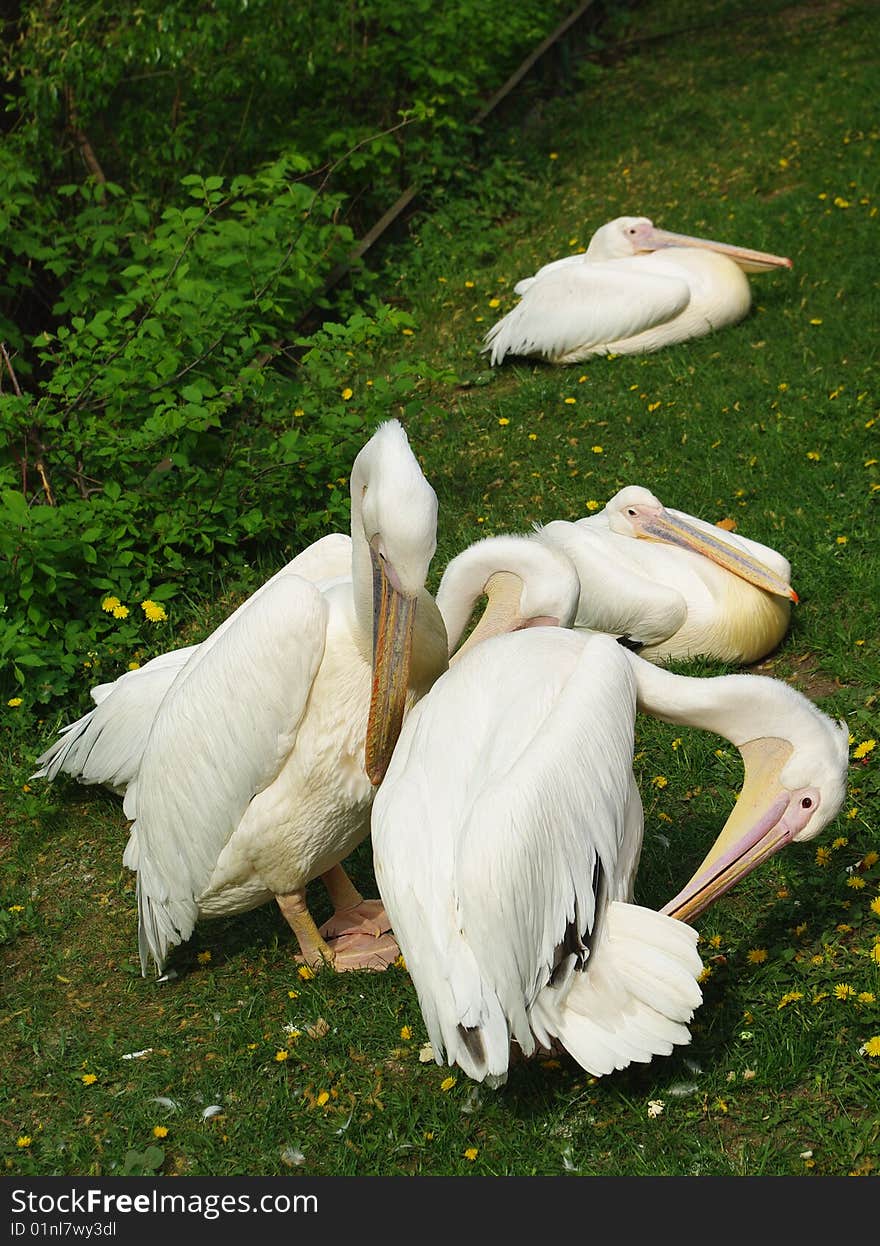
<box><xmin>295</xmin><ymin>929</ymin><xmax>400</xmax><ymax>973</ymax></box>
<box><xmin>317</xmin><ymin>898</ymin><xmax>392</xmax><ymax>941</ymax></box>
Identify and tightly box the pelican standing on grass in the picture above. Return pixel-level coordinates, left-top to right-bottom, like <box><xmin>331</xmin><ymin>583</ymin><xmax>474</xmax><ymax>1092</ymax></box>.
<box><xmin>106</xmin><ymin>420</ymin><xmax>447</xmax><ymax>975</ymax></box>
<box><xmin>482</xmin><ymin>216</ymin><xmax>792</xmax><ymax>366</ymax></box>
<box><xmin>372</xmin><ymin>539</ymin><xmax>848</xmax><ymax>1085</ymax></box>
<box><xmin>536</xmin><ymin>485</ymin><xmax>796</xmax><ymax>664</ymax></box>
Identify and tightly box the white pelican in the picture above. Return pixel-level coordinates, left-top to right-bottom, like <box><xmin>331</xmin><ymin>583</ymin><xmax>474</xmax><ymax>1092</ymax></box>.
<box><xmin>32</xmin><ymin>532</ymin><xmax>352</xmax><ymax>796</ymax></box>
<box><xmin>101</xmin><ymin>420</ymin><xmax>447</xmax><ymax>975</ymax></box>
<box><xmin>482</xmin><ymin>215</ymin><xmax>792</xmax><ymax>366</ymax></box>
<box><xmin>372</xmin><ymin>615</ymin><xmax>848</xmax><ymax>1085</ymax></box>
<box><xmin>536</xmin><ymin>485</ymin><xmax>796</xmax><ymax>664</ymax></box>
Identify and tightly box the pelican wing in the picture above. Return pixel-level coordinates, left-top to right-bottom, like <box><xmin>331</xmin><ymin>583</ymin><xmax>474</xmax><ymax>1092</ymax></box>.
<box><xmin>483</xmin><ymin>261</ymin><xmax>691</xmax><ymax>365</ymax></box>
<box><xmin>30</xmin><ymin>646</ymin><xmax>197</xmax><ymax>794</ymax></box>
<box><xmin>373</xmin><ymin>630</ymin><xmax>639</xmax><ymax>1082</ymax></box>
<box><xmin>127</xmin><ymin>573</ymin><xmax>328</xmax><ymax>972</ymax></box>
<box><xmin>31</xmin><ymin>533</ymin><xmax>351</xmax><ymax>798</ymax></box>
<box><xmin>535</xmin><ymin>522</ymin><xmax>688</xmax><ymax>648</ymax></box>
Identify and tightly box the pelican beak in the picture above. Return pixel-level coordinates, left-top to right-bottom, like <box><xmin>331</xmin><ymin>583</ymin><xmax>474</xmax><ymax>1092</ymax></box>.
<box><xmin>631</xmin><ymin>222</ymin><xmax>792</xmax><ymax>273</ymax></box>
<box><xmin>365</xmin><ymin>542</ymin><xmax>417</xmax><ymax>786</ymax></box>
<box><xmin>632</xmin><ymin>506</ymin><xmax>797</xmax><ymax>602</ymax></box>
<box><xmin>660</xmin><ymin>740</ymin><xmax>819</xmax><ymax>923</ymax></box>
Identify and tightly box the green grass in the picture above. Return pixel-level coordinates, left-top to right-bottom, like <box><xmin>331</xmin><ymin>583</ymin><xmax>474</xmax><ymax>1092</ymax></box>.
<box><xmin>2</xmin><ymin>0</ymin><xmax>879</xmax><ymax>1178</ymax></box>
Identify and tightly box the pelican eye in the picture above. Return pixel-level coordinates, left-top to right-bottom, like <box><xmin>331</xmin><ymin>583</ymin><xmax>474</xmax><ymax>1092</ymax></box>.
<box><xmin>800</xmin><ymin>796</ymin><xmax>814</xmax><ymax>810</ymax></box>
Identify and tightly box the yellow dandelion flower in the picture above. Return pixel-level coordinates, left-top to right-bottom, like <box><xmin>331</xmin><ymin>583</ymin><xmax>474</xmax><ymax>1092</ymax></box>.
<box><xmin>564</xmin><ymin>397</ymin><xmax>576</xmax><ymax>405</ymax></box>
<box><xmin>549</xmin><ymin>152</ymin><xmax>558</xmax><ymax>160</ymax></box>
<box><xmin>586</xmin><ymin>500</ymin><xmax>599</xmax><ymax>511</ymax></box>
<box><xmin>578</xmin><ymin>374</ymin><xmax>587</xmax><ymax>382</ymax></box>
<box><xmin>464</xmin><ymin>1147</ymin><xmax>478</xmax><ymax>1161</ymax></box>
<box><xmin>274</xmin><ymin>1050</ymin><xmax>289</xmax><ymax>1062</ymax></box>
<box><xmin>871</xmin><ymin>943</ymin><xmax>880</xmax><ymax>964</ymax></box>
<box><xmin>833</xmin><ymin>197</ymin><xmax>850</xmax><ymax>208</ymax></box>
<box><xmin>647</xmin><ymin>401</ymin><xmax>661</xmax><ymax>412</ymax></box>
<box><xmin>651</xmin><ymin>775</ymin><xmax>668</xmax><ymax>788</ymax></box>
<box><xmin>871</xmin><ymin>898</ymin><xmax>880</xmax><ymax>918</ymax></box>
<box><xmin>853</xmin><ymin>739</ymin><xmax>876</xmax><ymax>759</ymax></box>
<box><xmin>809</xmin><ymin>318</ymin><xmax>823</xmax><ymax>326</ymax></box>
<box><xmin>815</xmin><ymin>846</ymin><xmax>832</xmax><ymax>866</ymax></box>
<box><xmin>778</xmin><ymin>991</ymin><xmax>804</xmax><ymax>1009</ymax></box>
<box><xmin>778</xmin><ymin>382</ymin><xmax>789</xmax><ymax>391</ymax></box>
<box><xmin>400</xmin><ymin>1025</ymin><xmax>412</xmax><ymax>1040</ymax></box>
<box><xmin>836</xmin><ymin>536</ymin><xmax>848</xmax><ymax>545</ymax></box>
<box><xmin>197</xmin><ymin>950</ymin><xmax>212</xmax><ymax>963</ymax></box>
<box><xmin>747</xmin><ymin>948</ymin><xmax>768</xmax><ymax>964</ymax></box>
<box><xmin>698</xmin><ymin>966</ymin><xmax>712</xmax><ymax>983</ymax></box>
<box><xmin>112</xmin><ymin>605</ymin><xmax>129</xmax><ymax>619</ymax></box>
<box><xmin>141</xmin><ymin>600</ymin><xmax>167</xmax><ymax>622</ymax></box>
<box><xmin>811</xmin><ymin>955</ymin><xmax>824</xmax><ymax>965</ymax></box>
<box><xmin>293</xmin><ymin>407</ymin><xmax>304</xmax><ymax>418</ymax></box>
<box><xmin>834</xmin><ymin>983</ymin><xmax>855</xmax><ymax>1000</ymax></box>
<box><xmin>776</xmin><ymin>888</ymin><xmax>789</xmax><ymax>899</ymax></box>
<box><xmin>440</xmin><ymin>1076</ymin><xmax>456</xmax><ymax>1092</ymax></box>
<box><xmin>401</xmin><ymin>328</ymin><xmax>414</xmax><ymax>336</ymax></box>
<box><xmin>591</xmin><ymin>445</ymin><xmax>603</xmax><ymax>454</ymax></box>
<box><xmin>287</xmin><ymin>989</ymin><xmax>299</xmax><ymax>999</ymax></box>
<box><xmin>152</xmin><ymin>1125</ymin><xmax>169</xmax><ymax>1138</ymax></box>
<box><xmin>861</xmin><ymin>851</ymin><xmax>878</xmax><ymax>867</ymax></box>
<box><xmin>298</xmin><ymin>966</ymin><xmax>315</xmax><ymax>980</ymax></box>
<box><xmin>847</xmin><ymin>876</ymin><xmax>866</xmax><ymax>890</ymax></box>
<box><xmin>832</xmin><ymin>836</ymin><xmax>848</xmax><ymax>848</ymax></box>
<box><xmin>795</xmin><ymin>922</ymin><xmax>808</xmax><ymax>937</ymax></box>
<box><xmin>8</xmin><ymin>905</ymin><xmax>24</xmax><ymax>913</ymax></box>
<box><xmin>858</xmin><ymin>992</ymin><xmax>875</xmax><ymax>1005</ymax></box>
<box><xmin>16</xmin><ymin>1136</ymin><xmax>32</xmax><ymax>1148</ymax></box>
<box><xmin>127</xmin><ymin>661</ymin><xmax>141</xmax><ymax>671</ymax></box>
<box><xmin>498</xmin><ymin>417</ymin><xmax>510</xmax><ymax>426</ymax></box>
<box><xmin>708</xmin><ymin>934</ymin><xmax>722</xmax><ymax>949</ymax></box>
<box><xmin>836</xmin><ymin>923</ymin><xmax>852</xmax><ymax>933</ymax></box>
<box><xmin>7</xmin><ymin>697</ymin><xmax>22</xmax><ymax>707</ymax></box>
<box><xmin>81</xmin><ymin>1073</ymin><xmax>97</xmax><ymax>1085</ymax></box>
<box><xmin>488</xmin><ymin>298</ymin><xmax>500</xmax><ymax>309</ymax></box>
<box><xmin>863</xmin><ymin>1037</ymin><xmax>880</xmax><ymax>1057</ymax></box>
<box><xmin>394</xmin><ymin>954</ymin><xmax>407</xmax><ymax>970</ymax></box>
<box><xmin>101</xmin><ymin>596</ymin><xmax>121</xmax><ymax>612</ymax></box>
<box><xmin>806</xmin><ymin>451</ymin><xmax>821</xmax><ymax>461</ymax></box>
<box><xmin>316</xmin><ymin>1091</ymin><xmax>330</xmax><ymax>1107</ymax></box>
<box><xmin>465</xmin><ymin>280</ymin><xmax>475</xmax><ymax>288</ymax></box>
<box><xmin>528</xmin><ymin>433</ymin><xmax>537</xmax><ymax>441</ymax></box>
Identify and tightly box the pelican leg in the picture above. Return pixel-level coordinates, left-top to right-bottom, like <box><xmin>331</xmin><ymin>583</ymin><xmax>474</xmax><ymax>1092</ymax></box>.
<box><xmin>275</xmin><ymin>889</ymin><xmax>337</xmax><ymax>969</ymax></box>
<box><xmin>315</xmin><ymin>864</ymin><xmax>400</xmax><ymax>972</ymax></box>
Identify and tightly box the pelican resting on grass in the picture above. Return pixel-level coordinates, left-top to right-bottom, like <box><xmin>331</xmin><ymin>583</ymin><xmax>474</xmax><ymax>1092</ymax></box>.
<box><xmin>55</xmin><ymin>420</ymin><xmax>448</xmax><ymax>975</ymax></box>
<box><xmin>537</xmin><ymin>485</ymin><xmax>796</xmax><ymax>664</ymax></box>
<box><xmin>372</xmin><ymin>560</ymin><xmax>848</xmax><ymax>1084</ymax></box>
<box><xmin>482</xmin><ymin>215</ymin><xmax>792</xmax><ymax>366</ymax></box>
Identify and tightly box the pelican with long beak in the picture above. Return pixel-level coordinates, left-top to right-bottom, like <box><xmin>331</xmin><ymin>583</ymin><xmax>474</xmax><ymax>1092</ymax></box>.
<box><xmin>114</xmin><ymin>419</ymin><xmax>447</xmax><ymax>976</ymax></box>
<box><xmin>537</xmin><ymin>485</ymin><xmax>796</xmax><ymax>665</ymax></box>
<box><xmin>482</xmin><ymin>215</ymin><xmax>792</xmax><ymax>365</ymax></box>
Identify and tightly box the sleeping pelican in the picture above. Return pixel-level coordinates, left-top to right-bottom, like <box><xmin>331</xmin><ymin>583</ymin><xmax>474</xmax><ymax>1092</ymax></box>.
<box><xmin>372</xmin><ymin>563</ymin><xmax>848</xmax><ymax>1085</ymax></box>
<box><xmin>537</xmin><ymin>485</ymin><xmax>796</xmax><ymax>664</ymax></box>
<box><xmin>482</xmin><ymin>215</ymin><xmax>792</xmax><ymax>366</ymax></box>
<box><xmin>111</xmin><ymin>420</ymin><xmax>447</xmax><ymax>975</ymax></box>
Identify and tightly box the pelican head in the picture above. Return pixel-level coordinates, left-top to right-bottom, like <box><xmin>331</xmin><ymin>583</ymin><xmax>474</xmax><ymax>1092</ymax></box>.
<box><xmin>436</xmin><ymin>535</ymin><xmax>580</xmax><ymax>659</ymax></box>
<box><xmin>350</xmin><ymin>420</ymin><xmax>439</xmax><ymax>785</ymax></box>
<box><xmin>603</xmin><ymin>486</ymin><xmax>797</xmax><ymax>602</ymax></box>
<box><xmin>651</xmin><ymin>670</ymin><xmax>850</xmax><ymax>923</ymax></box>
<box><xmin>590</xmin><ymin>215</ymin><xmax>793</xmax><ymax>273</ymax></box>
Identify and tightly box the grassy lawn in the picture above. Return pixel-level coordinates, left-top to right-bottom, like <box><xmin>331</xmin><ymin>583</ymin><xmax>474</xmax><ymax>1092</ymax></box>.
<box><xmin>2</xmin><ymin>0</ymin><xmax>878</xmax><ymax>1178</ymax></box>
